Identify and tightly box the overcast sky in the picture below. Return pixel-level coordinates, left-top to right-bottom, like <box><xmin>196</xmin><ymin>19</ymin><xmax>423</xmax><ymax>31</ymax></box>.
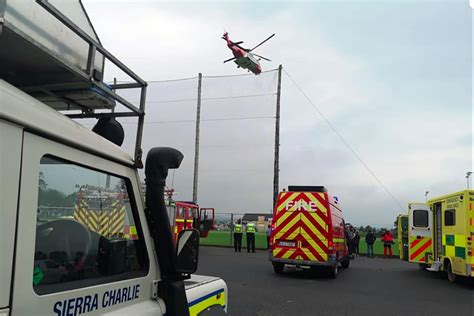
<box><xmin>81</xmin><ymin>0</ymin><xmax>472</xmax><ymax>228</ymax></box>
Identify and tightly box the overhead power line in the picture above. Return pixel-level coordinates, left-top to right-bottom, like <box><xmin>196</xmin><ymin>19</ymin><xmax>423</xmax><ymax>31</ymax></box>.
<box><xmin>117</xmin><ymin>115</ymin><xmax>275</xmax><ymax>125</ymax></box>
<box><xmin>203</xmin><ymin>68</ymin><xmax>279</xmax><ymax>79</ymax></box>
<box><xmin>113</xmin><ymin>76</ymin><xmax>199</xmax><ymax>84</ymax></box>
<box><xmin>148</xmin><ymin>76</ymin><xmax>199</xmax><ymax>83</ymax></box>
<box><xmin>111</xmin><ymin>68</ymin><xmax>279</xmax><ymax>84</ymax></box>
<box><xmin>283</xmin><ymin>68</ymin><xmax>404</xmax><ymax>212</ymax></box>
<box><xmin>138</xmin><ymin>92</ymin><xmax>276</xmax><ymax>104</ymax></box>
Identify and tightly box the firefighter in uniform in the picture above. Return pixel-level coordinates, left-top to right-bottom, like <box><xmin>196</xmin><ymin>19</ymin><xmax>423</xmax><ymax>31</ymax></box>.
<box><xmin>233</xmin><ymin>219</ymin><xmax>243</xmax><ymax>252</ymax></box>
<box><xmin>246</xmin><ymin>221</ymin><xmax>257</xmax><ymax>253</ymax></box>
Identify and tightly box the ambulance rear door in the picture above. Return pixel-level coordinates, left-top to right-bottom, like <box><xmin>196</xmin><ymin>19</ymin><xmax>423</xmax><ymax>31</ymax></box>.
<box><xmin>408</xmin><ymin>203</ymin><xmax>434</xmax><ymax>264</ymax></box>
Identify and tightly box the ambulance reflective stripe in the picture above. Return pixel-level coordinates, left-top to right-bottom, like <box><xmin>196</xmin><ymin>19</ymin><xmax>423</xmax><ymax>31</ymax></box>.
<box><xmin>272</xmin><ymin>192</ymin><xmax>329</xmax><ymax>262</ymax></box>
<box><xmin>443</xmin><ymin>234</ymin><xmax>466</xmax><ymax>259</ymax></box>
<box><xmin>188</xmin><ymin>288</ymin><xmax>226</xmax><ymax>316</ymax></box>
<box><xmin>409</xmin><ymin>236</ymin><xmax>432</xmax><ymax>262</ymax></box>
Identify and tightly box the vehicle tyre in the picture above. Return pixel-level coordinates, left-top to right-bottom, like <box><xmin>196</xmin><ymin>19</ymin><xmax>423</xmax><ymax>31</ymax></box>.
<box><xmin>199</xmin><ymin>305</ymin><xmax>227</xmax><ymax>315</ymax></box>
<box><xmin>340</xmin><ymin>258</ymin><xmax>350</xmax><ymax>269</ymax></box>
<box><xmin>328</xmin><ymin>263</ymin><xmax>338</xmax><ymax>279</ymax></box>
<box><xmin>272</xmin><ymin>262</ymin><xmax>284</xmax><ymax>274</ymax></box>
<box><xmin>446</xmin><ymin>262</ymin><xmax>456</xmax><ymax>283</ymax></box>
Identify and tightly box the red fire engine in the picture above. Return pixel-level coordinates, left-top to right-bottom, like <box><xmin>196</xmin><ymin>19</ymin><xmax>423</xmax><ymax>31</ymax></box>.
<box><xmin>164</xmin><ymin>191</ymin><xmax>215</xmax><ymax>240</ymax></box>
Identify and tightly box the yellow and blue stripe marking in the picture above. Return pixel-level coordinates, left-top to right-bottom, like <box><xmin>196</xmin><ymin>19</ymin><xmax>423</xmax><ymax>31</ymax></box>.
<box><xmin>188</xmin><ymin>288</ymin><xmax>226</xmax><ymax>316</ymax></box>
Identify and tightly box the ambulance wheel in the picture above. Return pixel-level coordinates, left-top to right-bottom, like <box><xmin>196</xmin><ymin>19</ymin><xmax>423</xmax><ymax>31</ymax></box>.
<box><xmin>328</xmin><ymin>263</ymin><xmax>338</xmax><ymax>279</ymax></box>
<box><xmin>446</xmin><ymin>262</ymin><xmax>457</xmax><ymax>283</ymax></box>
<box><xmin>273</xmin><ymin>263</ymin><xmax>284</xmax><ymax>274</ymax></box>
<box><xmin>340</xmin><ymin>258</ymin><xmax>350</xmax><ymax>269</ymax></box>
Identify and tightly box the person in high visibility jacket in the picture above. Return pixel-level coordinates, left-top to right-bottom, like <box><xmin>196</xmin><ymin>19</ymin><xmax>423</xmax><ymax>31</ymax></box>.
<box><xmin>246</xmin><ymin>221</ymin><xmax>257</xmax><ymax>253</ymax></box>
<box><xmin>233</xmin><ymin>219</ymin><xmax>243</xmax><ymax>252</ymax></box>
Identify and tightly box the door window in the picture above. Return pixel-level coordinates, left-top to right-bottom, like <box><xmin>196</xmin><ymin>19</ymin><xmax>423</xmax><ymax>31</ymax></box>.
<box><xmin>34</xmin><ymin>155</ymin><xmax>149</xmax><ymax>295</ymax></box>
<box><xmin>444</xmin><ymin>209</ymin><xmax>456</xmax><ymax>226</ymax></box>
<box><xmin>413</xmin><ymin>210</ymin><xmax>428</xmax><ymax>227</ymax></box>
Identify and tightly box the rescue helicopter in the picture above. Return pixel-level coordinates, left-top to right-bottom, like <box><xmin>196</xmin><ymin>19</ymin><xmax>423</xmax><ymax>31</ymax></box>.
<box><xmin>222</xmin><ymin>32</ymin><xmax>275</xmax><ymax>75</ymax></box>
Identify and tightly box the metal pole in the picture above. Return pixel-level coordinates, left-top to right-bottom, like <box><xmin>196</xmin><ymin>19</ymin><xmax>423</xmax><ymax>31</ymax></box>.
<box><xmin>105</xmin><ymin>77</ymin><xmax>117</xmax><ymax>189</ymax></box>
<box><xmin>134</xmin><ymin>84</ymin><xmax>147</xmax><ymax>167</ymax></box>
<box><xmin>230</xmin><ymin>213</ymin><xmax>234</xmax><ymax>247</ymax></box>
<box><xmin>273</xmin><ymin>65</ymin><xmax>283</xmax><ymax>210</ymax></box>
<box><xmin>192</xmin><ymin>73</ymin><xmax>203</xmax><ymax>204</ymax></box>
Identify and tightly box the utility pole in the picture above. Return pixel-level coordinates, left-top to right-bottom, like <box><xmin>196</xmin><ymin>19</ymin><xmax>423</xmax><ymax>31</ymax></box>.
<box><xmin>466</xmin><ymin>172</ymin><xmax>472</xmax><ymax>189</ymax></box>
<box><xmin>273</xmin><ymin>65</ymin><xmax>283</xmax><ymax>210</ymax></box>
<box><xmin>105</xmin><ymin>77</ymin><xmax>117</xmax><ymax>189</ymax></box>
<box><xmin>192</xmin><ymin>73</ymin><xmax>203</xmax><ymax>204</ymax></box>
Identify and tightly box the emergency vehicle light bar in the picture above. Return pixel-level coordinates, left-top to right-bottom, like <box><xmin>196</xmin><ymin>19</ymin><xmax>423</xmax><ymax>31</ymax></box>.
<box><xmin>288</xmin><ymin>186</ymin><xmax>327</xmax><ymax>193</ymax></box>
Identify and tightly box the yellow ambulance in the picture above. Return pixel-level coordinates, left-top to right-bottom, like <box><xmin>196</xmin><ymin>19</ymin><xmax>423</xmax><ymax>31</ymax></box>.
<box><xmin>406</xmin><ymin>190</ymin><xmax>474</xmax><ymax>282</ymax></box>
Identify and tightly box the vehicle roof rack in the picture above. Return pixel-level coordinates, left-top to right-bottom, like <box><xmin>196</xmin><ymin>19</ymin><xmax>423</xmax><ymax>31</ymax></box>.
<box><xmin>0</xmin><ymin>0</ymin><xmax>147</xmax><ymax>166</ymax></box>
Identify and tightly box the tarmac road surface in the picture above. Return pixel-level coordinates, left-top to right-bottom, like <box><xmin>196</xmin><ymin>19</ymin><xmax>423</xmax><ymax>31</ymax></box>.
<box><xmin>196</xmin><ymin>246</ymin><xmax>474</xmax><ymax>316</ymax></box>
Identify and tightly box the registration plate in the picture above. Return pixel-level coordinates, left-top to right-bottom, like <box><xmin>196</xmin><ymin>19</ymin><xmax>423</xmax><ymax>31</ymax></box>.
<box><xmin>278</xmin><ymin>240</ymin><xmax>296</xmax><ymax>247</ymax></box>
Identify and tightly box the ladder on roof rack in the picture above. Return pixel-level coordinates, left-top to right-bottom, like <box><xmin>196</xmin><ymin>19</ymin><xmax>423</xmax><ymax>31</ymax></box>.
<box><xmin>35</xmin><ymin>0</ymin><xmax>147</xmax><ymax>167</ymax></box>
<box><xmin>1</xmin><ymin>0</ymin><xmax>148</xmax><ymax>166</ymax></box>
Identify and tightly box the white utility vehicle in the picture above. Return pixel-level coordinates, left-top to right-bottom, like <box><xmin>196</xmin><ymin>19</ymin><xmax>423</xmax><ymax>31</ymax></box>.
<box><xmin>0</xmin><ymin>1</ymin><xmax>227</xmax><ymax>315</ymax></box>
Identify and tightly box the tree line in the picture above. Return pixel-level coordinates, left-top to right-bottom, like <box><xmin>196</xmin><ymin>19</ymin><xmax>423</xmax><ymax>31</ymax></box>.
<box><xmin>38</xmin><ymin>172</ymin><xmax>76</xmax><ymax>207</ymax></box>
<box><xmin>352</xmin><ymin>225</ymin><xmax>397</xmax><ymax>237</ymax></box>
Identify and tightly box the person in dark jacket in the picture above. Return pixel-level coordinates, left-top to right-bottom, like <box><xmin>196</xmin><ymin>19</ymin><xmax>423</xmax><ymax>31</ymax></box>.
<box><xmin>266</xmin><ymin>224</ymin><xmax>272</xmax><ymax>250</ymax></box>
<box><xmin>347</xmin><ymin>226</ymin><xmax>357</xmax><ymax>258</ymax></box>
<box><xmin>365</xmin><ymin>230</ymin><xmax>376</xmax><ymax>257</ymax></box>
<box><xmin>353</xmin><ymin>231</ymin><xmax>361</xmax><ymax>256</ymax></box>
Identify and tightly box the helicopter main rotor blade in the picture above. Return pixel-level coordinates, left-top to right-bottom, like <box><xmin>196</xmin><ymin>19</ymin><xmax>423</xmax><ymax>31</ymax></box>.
<box><xmin>233</xmin><ymin>41</ymin><xmax>244</xmax><ymax>45</ymax></box>
<box><xmin>223</xmin><ymin>57</ymin><xmax>237</xmax><ymax>63</ymax></box>
<box><xmin>253</xmin><ymin>54</ymin><xmax>271</xmax><ymax>62</ymax></box>
<box><xmin>236</xmin><ymin>45</ymin><xmax>250</xmax><ymax>52</ymax></box>
<box><xmin>250</xmin><ymin>33</ymin><xmax>275</xmax><ymax>52</ymax></box>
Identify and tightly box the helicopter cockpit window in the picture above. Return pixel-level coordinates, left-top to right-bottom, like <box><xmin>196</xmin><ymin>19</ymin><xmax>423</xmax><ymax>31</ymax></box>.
<box><xmin>248</xmin><ymin>54</ymin><xmax>258</xmax><ymax>63</ymax></box>
<box><xmin>34</xmin><ymin>155</ymin><xmax>149</xmax><ymax>295</ymax></box>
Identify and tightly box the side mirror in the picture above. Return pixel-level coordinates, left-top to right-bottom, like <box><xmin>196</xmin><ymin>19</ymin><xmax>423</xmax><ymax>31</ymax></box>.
<box><xmin>176</xmin><ymin>229</ymin><xmax>199</xmax><ymax>275</ymax></box>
